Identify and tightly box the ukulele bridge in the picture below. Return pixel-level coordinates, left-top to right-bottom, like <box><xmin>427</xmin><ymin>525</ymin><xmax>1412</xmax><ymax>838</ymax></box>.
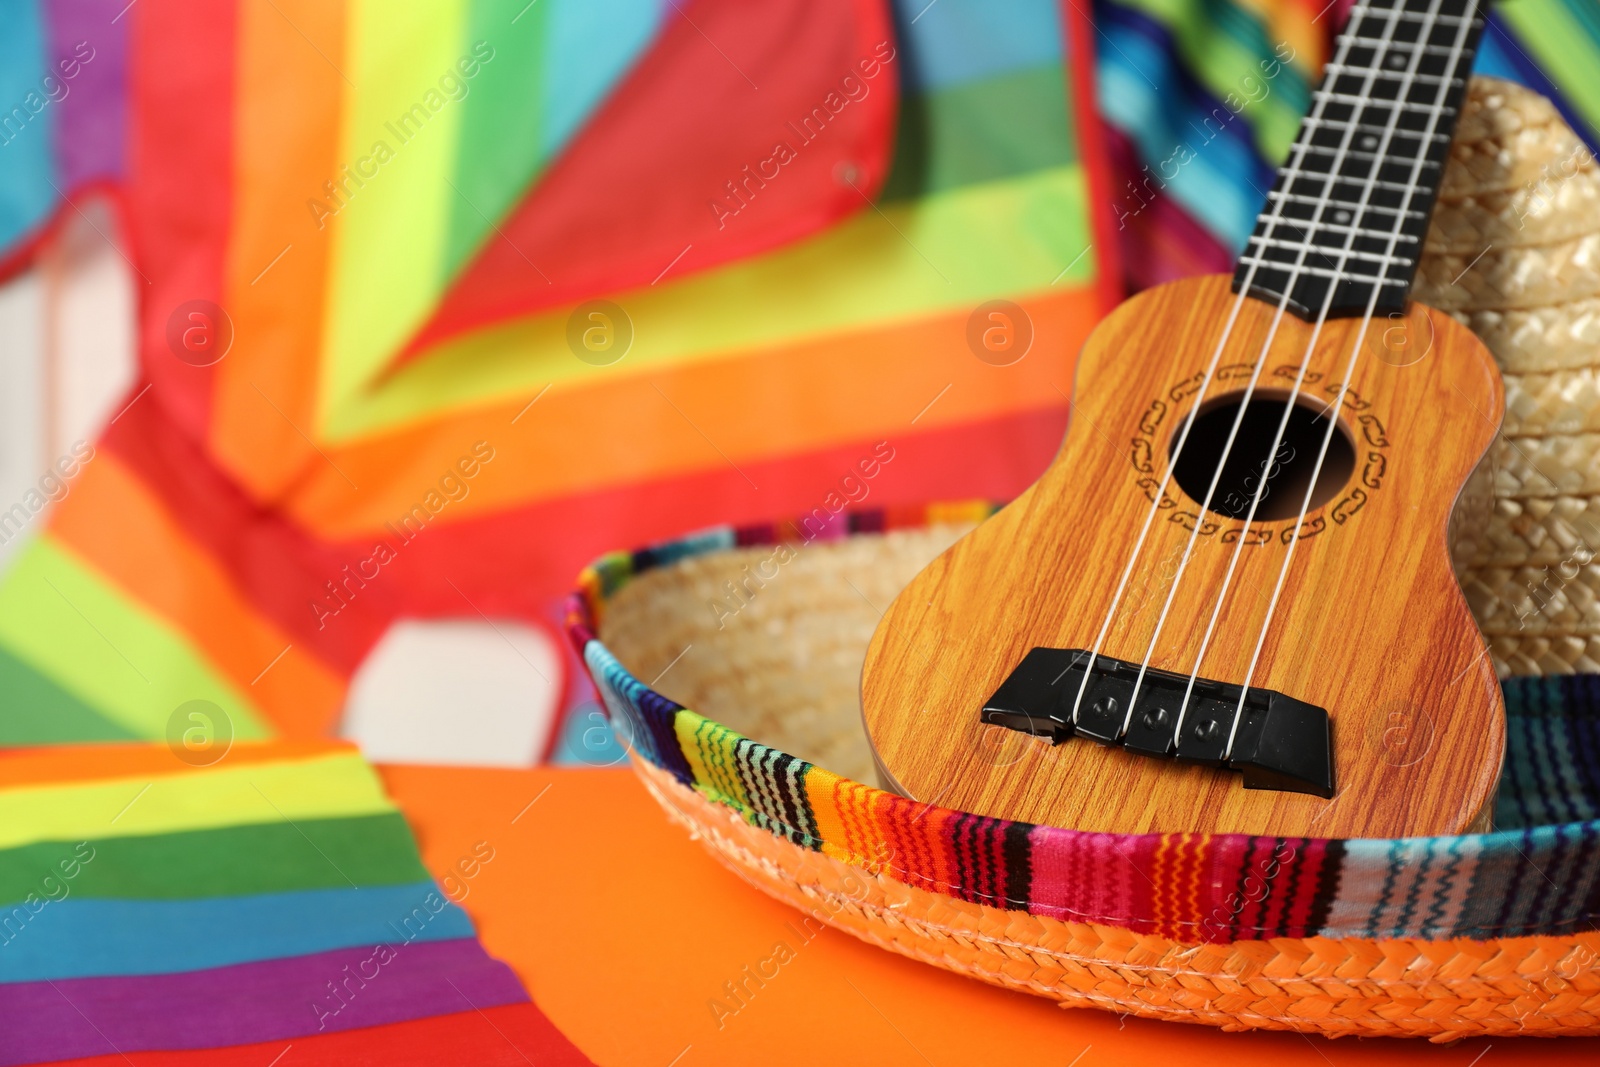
<box><xmin>980</xmin><ymin>648</ymin><xmax>1334</xmax><ymax>797</ymax></box>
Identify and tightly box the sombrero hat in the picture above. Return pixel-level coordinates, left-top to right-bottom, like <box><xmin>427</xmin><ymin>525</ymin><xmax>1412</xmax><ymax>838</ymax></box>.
<box><xmin>569</xmin><ymin>78</ymin><xmax>1600</xmax><ymax>1041</ymax></box>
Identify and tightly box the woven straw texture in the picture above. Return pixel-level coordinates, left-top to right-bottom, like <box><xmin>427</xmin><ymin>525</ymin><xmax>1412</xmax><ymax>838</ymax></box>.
<box><xmin>572</xmin><ymin>80</ymin><xmax>1600</xmax><ymax>1040</ymax></box>
<box><xmin>1439</xmin><ymin>80</ymin><xmax>1600</xmax><ymax>674</ymax></box>
<box><xmin>594</xmin><ymin>524</ymin><xmax>969</xmax><ymax>784</ymax></box>
<box><xmin>636</xmin><ymin>763</ymin><xmax>1600</xmax><ymax>1041</ymax></box>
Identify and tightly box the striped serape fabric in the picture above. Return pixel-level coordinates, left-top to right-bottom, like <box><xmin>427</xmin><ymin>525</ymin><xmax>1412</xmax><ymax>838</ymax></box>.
<box><xmin>0</xmin><ymin>0</ymin><xmax>1114</xmax><ymax>759</ymax></box>
<box><xmin>1091</xmin><ymin>0</ymin><xmax>1600</xmax><ymax>288</ymax></box>
<box><xmin>0</xmin><ymin>740</ymin><xmax>591</xmax><ymax>1065</ymax></box>
<box><xmin>0</xmin><ymin>3</ymin><xmax>1112</xmax><ymax>1059</ymax></box>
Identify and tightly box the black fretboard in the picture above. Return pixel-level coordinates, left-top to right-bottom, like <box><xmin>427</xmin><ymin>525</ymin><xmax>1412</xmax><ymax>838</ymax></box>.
<box><xmin>1231</xmin><ymin>0</ymin><xmax>1488</xmax><ymax>320</ymax></box>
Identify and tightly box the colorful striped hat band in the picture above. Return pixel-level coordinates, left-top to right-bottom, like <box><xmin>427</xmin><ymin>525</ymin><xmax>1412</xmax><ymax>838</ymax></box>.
<box><xmin>569</xmin><ymin>503</ymin><xmax>1600</xmax><ymax>946</ymax></box>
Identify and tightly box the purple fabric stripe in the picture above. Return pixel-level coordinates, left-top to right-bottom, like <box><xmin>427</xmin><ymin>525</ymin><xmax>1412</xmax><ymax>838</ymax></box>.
<box><xmin>43</xmin><ymin>0</ymin><xmax>129</xmax><ymax>189</ymax></box>
<box><xmin>0</xmin><ymin>937</ymin><xmax>529</xmax><ymax>1066</ymax></box>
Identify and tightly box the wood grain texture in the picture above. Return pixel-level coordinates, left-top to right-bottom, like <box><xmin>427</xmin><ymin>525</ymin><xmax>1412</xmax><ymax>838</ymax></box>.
<box><xmin>860</xmin><ymin>274</ymin><xmax>1506</xmax><ymax>839</ymax></box>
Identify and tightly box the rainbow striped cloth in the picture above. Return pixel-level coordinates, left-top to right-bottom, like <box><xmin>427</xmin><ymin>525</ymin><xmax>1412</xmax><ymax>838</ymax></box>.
<box><xmin>0</xmin><ymin>740</ymin><xmax>591</xmax><ymax>1065</ymax></box>
<box><xmin>1093</xmin><ymin>0</ymin><xmax>1600</xmax><ymax>285</ymax></box>
<box><xmin>0</xmin><ymin>1</ymin><xmax>1592</xmax><ymax>1057</ymax></box>
<box><xmin>0</xmin><ymin>1</ymin><xmax>1107</xmax><ymax>1060</ymax></box>
<box><xmin>0</xmin><ymin>0</ymin><xmax>1113</xmax><ymax>755</ymax></box>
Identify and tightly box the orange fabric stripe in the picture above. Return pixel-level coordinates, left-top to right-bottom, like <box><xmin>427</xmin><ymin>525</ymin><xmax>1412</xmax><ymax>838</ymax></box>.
<box><xmin>49</xmin><ymin>454</ymin><xmax>345</xmax><ymax>736</ymax></box>
<box><xmin>1185</xmin><ymin>834</ymin><xmax>1205</xmax><ymax>930</ymax></box>
<box><xmin>286</xmin><ymin>284</ymin><xmax>1106</xmax><ymax>537</ymax></box>
<box><xmin>0</xmin><ymin>740</ymin><xmax>353</xmax><ymax>790</ymax></box>
<box><xmin>1152</xmin><ymin>834</ymin><xmax>1174</xmax><ymax>937</ymax></box>
<box><xmin>211</xmin><ymin>0</ymin><xmax>347</xmax><ymax>499</ymax></box>
<box><xmin>1151</xmin><ymin>833</ymin><xmax>1207</xmax><ymax>939</ymax></box>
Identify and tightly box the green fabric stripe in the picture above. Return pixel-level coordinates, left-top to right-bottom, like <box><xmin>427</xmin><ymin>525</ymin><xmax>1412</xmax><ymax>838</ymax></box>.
<box><xmin>0</xmin><ymin>539</ymin><xmax>273</xmax><ymax>743</ymax></box>
<box><xmin>0</xmin><ymin>813</ymin><xmax>428</xmax><ymax>905</ymax></box>
<box><xmin>0</xmin><ymin>643</ymin><xmax>139</xmax><ymax>745</ymax></box>
<box><xmin>327</xmin><ymin>164</ymin><xmax>1091</xmax><ymax>440</ymax></box>
<box><xmin>1500</xmin><ymin>0</ymin><xmax>1600</xmax><ymax>136</ymax></box>
<box><xmin>695</xmin><ymin>718</ymin><xmax>745</xmax><ymax>806</ymax></box>
<box><xmin>1117</xmin><ymin>0</ymin><xmax>1309</xmax><ymax>161</ymax></box>
<box><xmin>882</xmin><ymin>64</ymin><xmax>1076</xmax><ymax>202</ymax></box>
<box><xmin>444</xmin><ymin>0</ymin><xmax>549</xmax><ymax>280</ymax></box>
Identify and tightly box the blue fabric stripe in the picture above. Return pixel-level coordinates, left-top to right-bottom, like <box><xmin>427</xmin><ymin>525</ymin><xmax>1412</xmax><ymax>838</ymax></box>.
<box><xmin>1494</xmin><ymin>717</ymin><xmax>1530</xmax><ymax>829</ymax></box>
<box><xmin>891</xmin><ymin>0</ymin><xmax>1062</xmax><ymax>94</ymax></box>
<box><xmin>0</xmin><ymin>0</ymin><xmax>59</xmax><ymax>252</ymax></box>
<box><xmin>543</xmin><ymin>0</ymin><xmax>664</xmax><ymax>156</ymax></box>
<box><xmin>1096</xmin><ymin>5</ymin><xmax>1275</xmax><ymax>250</ymax></box>
<box><xmin>633</xmin><ymin>525</ymin><xmax>736</xmax><ymax>571</ymax></box>
<box><xmin>549</xmin><ymin>697</ymin><xmax>631</xmax><ymax>766</ymax></box>
<box><xmin>584</xmin><ymin>639</ymin><xmax>693</xmax><ymax>783</ymax></box>
<box><xmin>1571</xmin><ymin>716</ymin><xmax>1600</xmax><ymax>820</ymax></box>
<box><xmin>0</xmin><ymin>882</ymin><xmax>472</xmax><ymax>981</ymax></box>
<box><xmin>1477</xmin><ymin>14</ymin><xmax>1600</xmax><ymax>151</ymax></box>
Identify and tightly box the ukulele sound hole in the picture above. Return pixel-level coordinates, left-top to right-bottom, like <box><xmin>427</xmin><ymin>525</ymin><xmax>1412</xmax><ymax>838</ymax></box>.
<box><xmin>1168</xmin><ymin>391</ymin><xmax>1355</xmax><ymax>522</ymax></box>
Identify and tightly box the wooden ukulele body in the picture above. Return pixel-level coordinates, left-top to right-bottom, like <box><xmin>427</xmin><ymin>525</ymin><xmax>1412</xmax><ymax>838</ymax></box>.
<box><xmin>860</xmin><ymin>274</ymin><xmax>1505</xmax><ymax>839</ymax></box>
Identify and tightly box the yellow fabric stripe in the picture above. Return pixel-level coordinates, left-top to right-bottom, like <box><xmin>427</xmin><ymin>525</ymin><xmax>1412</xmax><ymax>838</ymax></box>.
<box><xmin>324</xmin><ymin>164</ymin><xmax>1092</xmax><ymax>440</ymax></box>
<box><xmin>0</xmin><ymin>538</ymin><xmax>271</xmax><ymax>741</ymax></box>
<box><xmin>672</xmin><ymin>711</ymin><xmax>716</xmax><ymax>793</ymax></box>
<box><xmin>1501</xmin><ymin>0</ymin><xmax>1600</xmax><ymax>136</ymax></box>
<box><xmin>1225</xmin><ymin>0</ymin><xmax>1322</xmax><ymax>73</ymax></box>
<box><xmin>803</xmin><ymin>765</ymin><xmax>857</xmax><ymax>865</ymax></box>
<box><xmin>0</xmin><ymin>752</ymin><xmax>394</xmax><ymax>850</ymax></box>
<box><xmin>321</xmin><ymin>0</ymin><xmax>470</xmax><ymax>427</ymax></box>
<box><xmin>673</xmin><ymin>712</ymin><xmax>749</xmax><ymax>809</ymax></box>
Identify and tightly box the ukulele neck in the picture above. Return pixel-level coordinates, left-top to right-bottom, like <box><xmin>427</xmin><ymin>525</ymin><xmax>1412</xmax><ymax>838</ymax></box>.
<box><xmin>1232</xmin><ymin>0</ymin><xmax>1488</xmax><ymax>321</ymax></box>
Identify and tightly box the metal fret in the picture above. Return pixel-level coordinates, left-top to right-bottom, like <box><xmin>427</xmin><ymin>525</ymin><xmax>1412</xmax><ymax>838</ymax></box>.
<box><xmin>1236</xmin><ymin>257</ymin><xmax>1412</xmax><ymax>285</ymax></box>
<box><xmin>1234</xmin><ymin>0</ymin><xmax>1486</xmax><ymax>319</ymax></box>
<box><xmin>1263</xmin><ymin>191</ymin><xmax>1427</xmax><ymax>218</ymax></box>
<box><xmin>1252</xmin><ymin>217</ymin><xmax>1423</xmax><ymax>245</ymax></box>
<box><xmin>1284</xmin><ymin>174</ymin><xmax>1434</xmax><ymax>195</ymax></box>
<box><xmin>1311</xmin><ymin>90</ymin><xmax>1457</xmax><ymax>116</ymax></box>
<box><xmin>1243</xmin><ymin>236</ymin><xmax>1415</xmax><ymax>267</ymax></box>
<box><xmin>1348</xmin><ymin>7</ymin><xmax>1477</xmax><ymax>23</ymax></box>
<box><xmin>1322</xmin><ymin>63</ymin><xmax>1462</xmax><ymax>86</ymax></box>
<box><xmin>1347</xmin><ymin>40</ymin><xmax>1468</xmax><ymax>55</ymax></box>
<box><xmin>1298</xmin><ymin>116</ymin><xmax>1452</xmax><ymax>141</ymax></box>
<box><xmin>1285</xmin><ymin>142</ymin><xmax>1442</xmax><ymax>171</ymax></box>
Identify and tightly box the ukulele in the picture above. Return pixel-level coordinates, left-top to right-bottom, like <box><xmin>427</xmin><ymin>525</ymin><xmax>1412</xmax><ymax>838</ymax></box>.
<box><xmin>860</xmin><ymin>0</ymin><xmax>1504</xmax><ymax>839</ymax></box>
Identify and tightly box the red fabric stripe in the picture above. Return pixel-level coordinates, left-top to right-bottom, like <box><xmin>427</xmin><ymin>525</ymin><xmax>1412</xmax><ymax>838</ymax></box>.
<box><xmin>1102</xmin><ymin>127</ymin><xmax>1233</xmax><ymax>292</ymax></box>
<box><xmin>1284</xmin><ymin>837</ymin><xmax>1328</xmax><ymax>936</ymax></box>
<box><xmin>1237</xmin><ymin>838</ymin><xmax>1271</xmax><ymax>937</ymax></box>
<box><xmin>45</xmin><ymin>1003</ymin><xmax>594</xmax><ymax>1067</ymax></box>
<box><xmin>100</xmin><ymin>394</ymin><xmax>389</xmax><ymax>676</ymax></box>
<box><xmin>99</xmin><ymin>389</ymin><xmax>1067</xmax><ymax>686</ymax></box>
<box><xmin>375</xmin><ymin>402</ymin><xmax>1068</xmax><ymax>618</ymax></box>
<box><xmin>1208</xmin><ymin>835</ymin><xmax>1253</xmax><ymax>942</ymax></box>
<box><xmin>400</xmin><ymin>0</ymin><xmax>897</xmax><ymax>362</ymax></box>
<box><xmin>894</xmin><ymin>795</ymin><xmax>950</xmax><ymax>897</ymax></box>
<box><xmin>1256</xmin><ymin>837</ymin><xmax>1291</xmax><ymax>936</ymax></box>
<box><xmin>125</xmin><ymin>0</ymin><xmax>235</xmax><ymax>442</ymax></box>
<box><xmin>1060</xmin><ymin>0</ymin><xmax>1126</xmax><ymax>312</ymax></box>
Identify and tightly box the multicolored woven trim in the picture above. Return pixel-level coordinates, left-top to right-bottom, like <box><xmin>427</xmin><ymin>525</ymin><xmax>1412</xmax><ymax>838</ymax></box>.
<box><xmin>567</xmin><ymin>502</ymin><xmax>1600</xmax><ymax>944</ymax></box>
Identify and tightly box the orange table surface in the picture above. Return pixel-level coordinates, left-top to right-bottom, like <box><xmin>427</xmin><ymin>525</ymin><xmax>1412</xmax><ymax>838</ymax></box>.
<box><xmin>380</xmin><ymin>764</ymin><xmax>1600</xmax><ymax>1067</ymax></box>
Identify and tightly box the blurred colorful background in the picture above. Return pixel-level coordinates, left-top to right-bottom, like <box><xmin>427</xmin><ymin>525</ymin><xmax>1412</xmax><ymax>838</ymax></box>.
<box><xmin>0</xmin><ymin>0</ymin><xmax>1597</xmax><ymax>1062</ymax></box>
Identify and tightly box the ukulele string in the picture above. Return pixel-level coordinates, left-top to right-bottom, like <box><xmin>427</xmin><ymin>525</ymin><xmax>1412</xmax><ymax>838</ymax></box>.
<box><xmin>1221</xmin><ymin>0</ymin><xmax>1480</xmax><ymax>763</ymax></box>
<box><xmin>1065</xmin><ymin>257</ymin><xmax>1271</xmax><ymax>726</ymax></box>
<box><xmin>1170</xmin><ymin>0</ymin><xmax>1450</xmax><ymax>749</ymax></box>
<box><xmin>1114</xmin><ymin>1</ymin><xmax>1410</xmax><ymax>741</ymax></box>
<box><xmin>1064</xmin><ymin>18</ymin><xmax>1364</xmax><ymax>730</ymax></box>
